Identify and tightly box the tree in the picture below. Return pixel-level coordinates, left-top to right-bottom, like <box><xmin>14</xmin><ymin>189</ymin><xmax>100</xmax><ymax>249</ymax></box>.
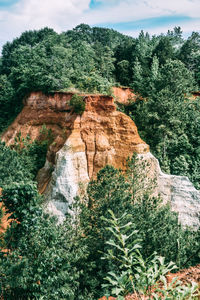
<box><xmin>78</xmin><ymin>156</ymin><xmax>200</xmax><ymax>297</ymax></box>
<box><xmin>0</xmin><ymin>75</ymin><xmax>16</xmax><ymax>132</ymax></box>
<box><xmin>1</xmin><ymin>27</ymin><xmax>58</xmax><ymax>76</ymax></box>
<box><xmin>179</xmin><ymin>32</ymin><xmax>200</xmax><ymax>85</ymax></box>
<box><xmin>93</xmin><ymin>43</ymin><xmax>115</xmax><ymax>80</ymax></box>
<box><xmin>153</xmin><ymin>36</ymin><xmax>174</xmax><ymax>65</ymax></box>
<box><xmin>129</xmin><ymin>59</ymin><xmax>199</xmax><ymax>187</ymax></box>
<box><xmin>0</xmin><ymin>182</ymin><xmax>86</xmax><ymax>299</ymax></box>
<box><xmin>167</xmin><ymin>26</ymin><xmax>183</xmax><ymax>48</ymax></box>
<box><xmin>0</xmin><ymin>141</ymin><xmax>34</xmax><ymax>187</ymax></box>
<box><xmin>8</xmin><ymin>41</ymin><xmax>72</xmax><ymax>97</ymax></box>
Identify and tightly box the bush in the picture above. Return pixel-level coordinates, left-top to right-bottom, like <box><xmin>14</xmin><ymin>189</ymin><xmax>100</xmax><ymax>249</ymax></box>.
<box><xmin>0</xmin><ymin>137</ymin><xmax>48</xmax><ymax>188</ymax></box>
<box><xmin>69</xmin><ymin>94</ymin><xmax>85</xmax><ymax>114</ymax></box>
<box><xmin>101</xmin><ymin>210</ymin><xmax>198</xmax><ymax>299</ymax></box>
<box><xmin>77</xmin><ymin>155</ymin><xmax>200</xmax><ymax>297</ymax></box>
<box><xmin>0</xmin><ymin>182</ymin><xmax>86</xmax><ymax>300</ymax></box>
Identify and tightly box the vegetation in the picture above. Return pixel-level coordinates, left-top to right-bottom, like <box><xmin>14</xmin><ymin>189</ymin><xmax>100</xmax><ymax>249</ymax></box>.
<box><xmin>0</xmin><ymin>24</ymin><xmax>199</xmax><ymax>188</ymax></box>
<box><xmin>69</xmin><ymin>94</ymin><xmax>86</xmax><ymax>114</ymax></box>
<box><xmin>0</xmin><ymin>182</ymin><xmax>85</xmax><ymax>300</ymax></box>
<box><xmin>101</xmin><ymin>210</ymin><xmax>198</xmax><ymax>299</ymax></box>
<box><xmin>0</xmin><ymin>152</ymin><xmax>199</xmax><ymax>299</ymax></box>
<box><xmin>0</xmin><ymin>24</ymin><xmax>200</xmax><ymax>299</ymax></box>
<box><xmin>76</xmin><ymin>156</ymin><xmax>200</xmax><ymax>298</ymax></box>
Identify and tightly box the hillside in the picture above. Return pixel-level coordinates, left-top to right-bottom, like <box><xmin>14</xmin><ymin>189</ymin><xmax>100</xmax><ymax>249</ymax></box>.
<box><xmin>0</xmin><ymin>25</ymin><xmax>200</xmax><ymax>299</ymax></box>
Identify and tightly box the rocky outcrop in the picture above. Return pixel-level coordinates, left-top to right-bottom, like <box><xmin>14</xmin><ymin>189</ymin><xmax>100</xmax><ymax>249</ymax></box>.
<box><xmin>1</xmin><ymin>90</ymin><xmax>200</xmax><ymax>227</ymax></box>
<box><xmin>112</xmin><ymin>86</ymin><xmax>137</xmax><ymax>104</ymax></box>
<box><xmin>2</xmin><ymin>90</ymin><xmax>148</xmax><ymax>222</ymax></box>
<box><xmin>45</xmin><ymin>130</ymin><xmax>89</xmax><ymax>223</ymax></box>
<box><xmin>138</xmin><ymin>153</ymin><xmax>200</xmax><ymax>229</ymax></box>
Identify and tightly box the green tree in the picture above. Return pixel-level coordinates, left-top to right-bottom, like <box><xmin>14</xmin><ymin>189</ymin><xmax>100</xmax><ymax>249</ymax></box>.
<box><xmin>153</xmin><ymin>36</ymin><xmax>174</xmax><ymax>65</ymax></box>
<box><xmin>129</xmin><ymin>59</ymin><xmax>199</xmax><ymax>187</ymax></box>
<box><xmin>70</xmin><ymin>94</ymin><xmax>85</xmax><ymax>114</ymax></box>
<box><xmin>0</xmin><ymin>138</ymin><xmax>48</xmax><ymax>188</ymax></box>
<box><xmin>167</xmin><ymin>26</ymin><xmax>184</xmax><ymax>48</ymax></box>
<box><xmin>1</xmin><ymin>27</ymin><xmax>58</xmax><ymax>76</ymax></box>
<box><xmin>0</xmin><ymin>182</ymin><xmax>86</xmax><ymax>299</ymax></box>
<box><xmin>78</xmin><ymin>156</ymin><xmax>200</xmax><ymax>298</ymax></box>
<box><xmin>8</xmin><ymin>42</ymin><xmax>72</xmax><ymax>97</ymax></box>
<box><xmin>179</xmin><ymin>32</ymin><xmax>200</xmax><ymax>86</ymax></box>
<box><xmin>0</xmin><ymin>75</ymin><xmax>16</xmax><ymax>132</ymax></box>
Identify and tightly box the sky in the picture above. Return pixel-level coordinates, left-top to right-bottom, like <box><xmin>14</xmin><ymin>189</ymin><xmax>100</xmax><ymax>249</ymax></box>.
<box><xmin>0</xmin><ymin>0</ymin><xmax>200</xmax><ymax>53</ymax></box>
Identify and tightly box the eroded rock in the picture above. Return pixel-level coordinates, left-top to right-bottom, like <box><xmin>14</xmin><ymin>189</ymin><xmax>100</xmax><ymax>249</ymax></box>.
<box><xmin>2</xmin><ymin>90</ymin><xmax>200</xmax><ymax>227</ymax></box>
<box><xmin>138</xmin><ymin>153</ymin><xmax>200</xmax><ymax>229</ymax></box>
<box><xmin>2</xmin><ymin>90</ymin><xmax>148</xmax><ymax>223</ymax></box>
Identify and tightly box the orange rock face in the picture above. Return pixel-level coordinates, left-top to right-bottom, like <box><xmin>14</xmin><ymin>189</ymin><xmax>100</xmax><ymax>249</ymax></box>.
<box><xmin>112</xmin><ymin>87</ymin><xmax>137</xmax><ymax>104</ymax></box>
<box><xmin>2</xmin><ymin>90</ymin><xmax>149</xmax><ymax>193</ymax></box>
<box><xmin>0</xmin><ymin>203</ymin><xmax>12</xmax><ymax>235</ymax></box>
<box><xmin>0</xmin><ymin>188</ymin><xmax>12</xmax><ymax>236</ymax></box>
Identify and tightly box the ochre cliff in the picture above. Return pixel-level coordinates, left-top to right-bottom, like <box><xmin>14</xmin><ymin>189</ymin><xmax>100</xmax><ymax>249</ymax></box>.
<box><xmin>1</xmin><ymin>91</ymin><xmax>148</xmax><ymax>221</ymax></box>
<box><xmin>112</xmin><ymin>86</ymin><xmax>137</xmax><ymax>104</ymax></box>
<box><xmin>2</xmin><ymin>91</ymin><xmax>148</xmax><ymax>178</ymax></box>
<box><xmin>1</xmin><ymin>90</ymin><xmax>200</xmax><ymax>226</ymax></box>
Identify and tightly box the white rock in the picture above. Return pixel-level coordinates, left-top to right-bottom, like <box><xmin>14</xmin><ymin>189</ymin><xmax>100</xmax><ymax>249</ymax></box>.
<box><xmin>44</xmin><ymin>145</ymin><xmax>200</xmax><ymax>228</ymax></box>
<box><xmin>44</xmin><ymin>130</ymin><xmax>89</xmax><ymax>223</ymax></box>
<box><xmin>138</xmin><ymin>152</ymin><xmax>200</xmax><ymax>229</ymax></box>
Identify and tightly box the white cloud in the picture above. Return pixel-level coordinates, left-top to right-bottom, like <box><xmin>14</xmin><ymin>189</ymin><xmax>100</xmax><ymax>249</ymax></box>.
<box><xmin>0</xmin><ymin>0</ymin><xmax>200</xmax><ymax>53</ymax></box>
<box><xmin>83</xmin><ymin>0</ymin><xmax>200</xmax><ymax>24</ymax></box>
<box><xmin>0</xmin><ymin>0</ymin><xmax>90</xmax><ymax>50</ymax></box>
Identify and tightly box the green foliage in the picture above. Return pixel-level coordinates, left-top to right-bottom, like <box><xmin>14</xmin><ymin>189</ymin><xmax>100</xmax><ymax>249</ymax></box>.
<box><xmin>0</xmin><ymin>182</ymin><xmax>86</xmax><ymax>300</ymax></box>
<box><xmin>78</xmin><ymin>155</ymin><xmax>200</xmax><ymax>297</ymax></box>
<box><xmin>152</xmin><ymin>36</ymin><xmax>174</xmax><ymax>65</ymax></box>
<box><xmin>179</xmin><ymin>32</ymin><xmax>200</xmax><ymax>85</ymax></box>
<box><xmin>0</xmin><ymin>181</ymin><xmax>40</xmax><ymax>224</ymax></box>
<box><xmin>0</xmin><ymin>134</ymin><xmax>48</xmax><ymax>188</ymax></box>
<box><xmin>101</xmin><ymin>210</ymin><xmax>143</xmax><ymax>297</ymax></box>
<box><xmin>101</xmin><ymin>210</ymin><xmax>198</xmax><ymax>299</ymax></box>
<box><xmin>0</xmin><ymin>141</ymin><xmax>34</xmax><ymax>186</ymax></box>
<box><xmin>69</xmin><ymin>94</ymin><xmax>86</xmax><ymax>114</ymax></box>
<box><xmin>1</xmin><ymin>27</ymin><xmax>58</xmax><ymax>76</ymax></box>
<box><xmin>0</xmin><ymin>74</ymin><xmax>16</xmax><ymax>132</ymax></box>
<box><xmin>8</xmin><ymin>41</ymin><xmax>72</xmax><ymax>97</ymax></box>
<box><xmin>127</xmin><ymin>59</ymin><xmax>200</xmax><ymax>188</ymax></box>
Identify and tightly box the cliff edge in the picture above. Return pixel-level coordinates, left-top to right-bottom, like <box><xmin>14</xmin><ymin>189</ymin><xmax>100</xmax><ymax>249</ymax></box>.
<box><xmin>1</xmin><ymin>89</ymin><xmax>200</xmax><ymax>226</ymax></box>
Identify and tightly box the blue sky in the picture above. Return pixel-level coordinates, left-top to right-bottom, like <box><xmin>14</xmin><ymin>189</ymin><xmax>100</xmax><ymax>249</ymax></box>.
<box><xmin>0</xmin><ymin>0</ymin><xmax>200</xmax><ymax>53</ymax></box>
<box><xmin>97</xmin><ymin>15</ymin><xmax>193</xmax><ymax>32</ymax></box>
<box><xmin>0</xmin><ymin>0</ymin><xmax>19</xmax><ymax>7</ymax></box>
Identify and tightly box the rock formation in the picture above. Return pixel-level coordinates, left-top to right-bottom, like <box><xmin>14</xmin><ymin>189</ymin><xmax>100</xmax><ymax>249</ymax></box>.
<box><xmin>2</xmin><ymin>90</ymin><xmax>148</xmax><ymax>222</ymax></box>
<box><xmin>112</xmin><ymin>86</ymin><xmax>137</xmax><ymax>104</ymax></box>
<box><xmin>138</xmin><ymin>153</ymin><xmax>200</xmax><ymax>229</ymax></box>
<box><xmin>1</xmin><ymin>89</ymin><xmax>200</xmax><ymax>227</ymax></box>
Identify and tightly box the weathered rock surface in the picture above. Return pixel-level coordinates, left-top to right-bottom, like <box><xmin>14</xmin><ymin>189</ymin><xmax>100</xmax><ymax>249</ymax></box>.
<box><xmin>112</xmin><ymin>87</ymin><xmax>137</xmax><ymax>104</ymax></box>
<box><xmin>2</xmin><ymin>90</ymin><xmax>148</xmax><ymax>222</ymax></box>
<box><xmin>138</xmin><ymin>153</ymin><xmax>200</xmax><ymax>229</ymax></box>
<box><xmin>1</xmin><ymin>90</ymin><xmax>200</xmax><ymax>227</ymax></box>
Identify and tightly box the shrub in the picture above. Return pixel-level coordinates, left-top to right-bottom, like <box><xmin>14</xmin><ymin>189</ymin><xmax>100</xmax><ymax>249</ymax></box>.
<box><xmin>101</xmin><ymin>210</ymin><xmax>198</xmax><ymax>300</ymax></box>
<box><xmin>69</xmin><ymin>94</ymin><xmax>85</xmax><ymax>114</ymax></box>
<box><xmin>78</xmin><ymin>155</ymin><xmax>200</xmax><ymax>298</ymax></box>
<box><xmin>0</xmin><ymin>182</ymin><xmax>86</xmax><ymax>300</ymax></box>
